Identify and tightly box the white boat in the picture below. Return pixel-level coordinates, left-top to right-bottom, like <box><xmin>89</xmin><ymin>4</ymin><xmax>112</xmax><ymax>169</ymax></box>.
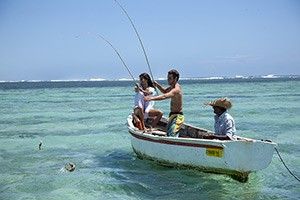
<box><xmin>126</xmin><ymin>115</ymin><xmax>277</xmax><ymax>182</ymax></box>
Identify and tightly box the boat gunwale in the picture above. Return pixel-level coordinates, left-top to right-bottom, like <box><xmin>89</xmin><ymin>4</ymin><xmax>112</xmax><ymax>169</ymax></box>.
<box><xmin>128</xmin><ymin>126</ymin><xmax>276</xmax><ymax>147</ymax></box>
<box><xmin>129</xmin><ymin>129</ymin><xmax>224</xmax><ymax>149</ymax></box>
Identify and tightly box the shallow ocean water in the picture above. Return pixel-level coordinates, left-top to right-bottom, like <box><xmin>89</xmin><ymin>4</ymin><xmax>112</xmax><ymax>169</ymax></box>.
<box><xmin>0</xmin><ymin>78</ymin><xmax>299</xmax><ymax>199</ymax></box>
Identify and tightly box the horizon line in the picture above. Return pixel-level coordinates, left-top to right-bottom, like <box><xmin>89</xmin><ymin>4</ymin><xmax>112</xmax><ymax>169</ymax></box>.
<box><xmin>0</xmin><ymin>74</ymin><xmax>299</xmax><ymax>83</ymax></box>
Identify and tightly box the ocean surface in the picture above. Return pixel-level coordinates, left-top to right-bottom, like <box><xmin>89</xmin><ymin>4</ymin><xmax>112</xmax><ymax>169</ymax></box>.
<box><xmin>0</xmin><ymin>78</ymin><xmax>299</xmax><ymax>200</ymax></box>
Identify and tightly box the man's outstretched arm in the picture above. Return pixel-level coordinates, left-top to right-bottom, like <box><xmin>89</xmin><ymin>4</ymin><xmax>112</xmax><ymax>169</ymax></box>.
<box><xmin>154</xmin><ymin>81</ymin><xmax>169</xmax><ymax>94</ymax></box>
<box><xmin>145</xmin><ymin>88</ymin><xmax>177</xmax><ymax>101</ymax></box>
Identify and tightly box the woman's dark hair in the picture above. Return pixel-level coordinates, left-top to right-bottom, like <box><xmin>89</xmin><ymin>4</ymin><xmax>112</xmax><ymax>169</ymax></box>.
<box><xmin>139</xmin><ymin>73</ymin><xmax>154</xmax><ymax>88</ymax></box>
<box><xmin>168</xmin><ymin>69</ymin><xmax>180</xmax><ymax>81</ymax></box>
<box><xmin>214</xmin><ymin>106</ymin><xmax>227</xmax><ymax>112</ymax></box>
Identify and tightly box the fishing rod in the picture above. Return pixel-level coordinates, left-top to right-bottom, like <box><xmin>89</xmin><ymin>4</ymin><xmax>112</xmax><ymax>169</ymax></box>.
<box><xmin>94</xmin><ymin>33</ymin><xmax>137</xmax><ymax>84</ymax></box>
<box><xmin>114</xmin><ymin>0</ymin><xmax>156</xmax><ymax>89</ymax></box>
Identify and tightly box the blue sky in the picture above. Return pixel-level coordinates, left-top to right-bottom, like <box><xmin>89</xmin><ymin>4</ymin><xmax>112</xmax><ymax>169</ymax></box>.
<box><xmin>0</xmin><ymin>0</ymin><xmax>299</xmax><ymax>81</ymax></box>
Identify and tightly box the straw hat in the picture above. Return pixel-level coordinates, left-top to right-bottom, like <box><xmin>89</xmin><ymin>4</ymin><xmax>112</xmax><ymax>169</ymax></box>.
<box><xmin>206</xmin><ymin>97</ymin><xmax>232</xmax><ymax>109</ymax></box>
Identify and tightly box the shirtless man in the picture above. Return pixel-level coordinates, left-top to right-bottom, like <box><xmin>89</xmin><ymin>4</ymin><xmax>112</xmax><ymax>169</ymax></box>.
<box><xmin>144</xmin><ymin>69</ymin><xmax>184</xmax><ymax>137</ymax></box>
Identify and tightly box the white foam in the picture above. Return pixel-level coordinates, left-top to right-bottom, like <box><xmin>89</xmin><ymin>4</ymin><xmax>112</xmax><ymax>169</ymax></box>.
<box><xmin>234</xmin><ymin>75</ymin><xmax>248</xmax><ymax>79</ymax></box>
<box><xmin>89</xmin><ymin>78</ymin><xmax>106</xmax><ymax>81</ymax></box>
<box><xmin>118</xmin><ymin>78</ymin><xmax>133</xmax><ymax>81</ymax></box>
<box><xmin>50</xmin><ymin>79</ymin><xmax>88</xmax><ymax>82</ymax></box>
<box><xmin>261</xmin><ymin>74</ymin><xmax>279</xmax><ymax>79</ymax></box>
<box><xmin>202</xmin><ymin>76</ymin><xmax>224</xmax><ymax>80</ymax></box>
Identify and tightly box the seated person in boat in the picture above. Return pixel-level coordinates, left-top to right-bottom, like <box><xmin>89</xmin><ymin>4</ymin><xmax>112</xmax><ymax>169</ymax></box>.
<box><xmin>206</xmin><ymin>97</ymin><xmax>236</xmax><ymax>138</ymax></box>
<box><xmin>132</xmin><ymin>73</ymin><xmax>163</xmax><ymax>130</ymax></box>
<box><xmin>144</xmin><ymin>69</ymin><xmax>184</xmax><ymax>137</ymax></box>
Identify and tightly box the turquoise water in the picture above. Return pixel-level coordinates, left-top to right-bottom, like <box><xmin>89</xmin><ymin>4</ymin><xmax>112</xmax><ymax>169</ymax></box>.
<box><xmin>0</xmin><ymin>79</ymin><xmax>299</xmax><ymax>199</ymax></box>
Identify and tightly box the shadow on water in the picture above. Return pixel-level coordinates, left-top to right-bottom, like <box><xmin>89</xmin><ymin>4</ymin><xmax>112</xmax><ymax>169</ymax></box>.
<box><xmin>93</xmin><ymin>149</ymin><xmax>265</xmax><ymax>199</ymax></box>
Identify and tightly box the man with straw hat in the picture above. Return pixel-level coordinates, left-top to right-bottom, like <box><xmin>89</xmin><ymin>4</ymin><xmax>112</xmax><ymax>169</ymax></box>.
<box><xmin>206</xmin><ymin>97</ymin><xmax>236</xmax><ymax>137</ymax></box>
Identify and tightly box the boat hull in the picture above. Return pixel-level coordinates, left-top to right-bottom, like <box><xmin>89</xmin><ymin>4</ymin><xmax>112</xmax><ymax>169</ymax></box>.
<box><xmin>127</xmin><ymin>115</ymin><xmax>276</xmax><ymax>182</ymax></box>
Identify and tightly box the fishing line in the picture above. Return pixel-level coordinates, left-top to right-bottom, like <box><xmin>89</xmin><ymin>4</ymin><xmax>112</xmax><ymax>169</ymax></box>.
<box><xmin>114</xmin><ymin>0</ymin><xmax>156</xmax><ymax>87</ymax></box>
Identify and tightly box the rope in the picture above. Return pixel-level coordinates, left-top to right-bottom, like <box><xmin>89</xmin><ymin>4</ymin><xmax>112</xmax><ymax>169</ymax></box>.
<box><xmin>275</xmin><ymin>147</ymin><xmax>300</xmax><ymax>182</ymax></box>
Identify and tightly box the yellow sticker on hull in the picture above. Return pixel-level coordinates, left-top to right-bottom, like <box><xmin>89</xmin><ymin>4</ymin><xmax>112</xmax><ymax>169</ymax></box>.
<box><xmin>206</xmin><ymin>148</ymin><xmax>224</xmax><ymax>158</ymax></box>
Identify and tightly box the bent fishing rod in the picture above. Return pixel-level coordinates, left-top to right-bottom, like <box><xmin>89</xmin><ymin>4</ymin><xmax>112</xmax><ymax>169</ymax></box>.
<box><xmin>94</xmin><ymin>34</ymin><xmax>137</xmax><ymax>84</ymax></box>
<box><xmin>114</xmin><ymin>0</ymin><xmax>156</xmax><ymax>88</ymax></box>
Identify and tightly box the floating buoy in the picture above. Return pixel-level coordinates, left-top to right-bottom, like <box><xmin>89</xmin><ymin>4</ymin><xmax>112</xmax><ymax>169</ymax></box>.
<box><xmin>65</xmin><ymin>162</ymin><xmax>76</xmax><ymax>172</ymax></box>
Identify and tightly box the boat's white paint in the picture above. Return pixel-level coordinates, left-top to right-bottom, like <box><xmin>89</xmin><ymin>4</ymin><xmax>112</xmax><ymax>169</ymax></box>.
<box><xmin>127</xmin><ymin>115</ymin><xmax>276</xmax><ymax>176</ymax></box>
